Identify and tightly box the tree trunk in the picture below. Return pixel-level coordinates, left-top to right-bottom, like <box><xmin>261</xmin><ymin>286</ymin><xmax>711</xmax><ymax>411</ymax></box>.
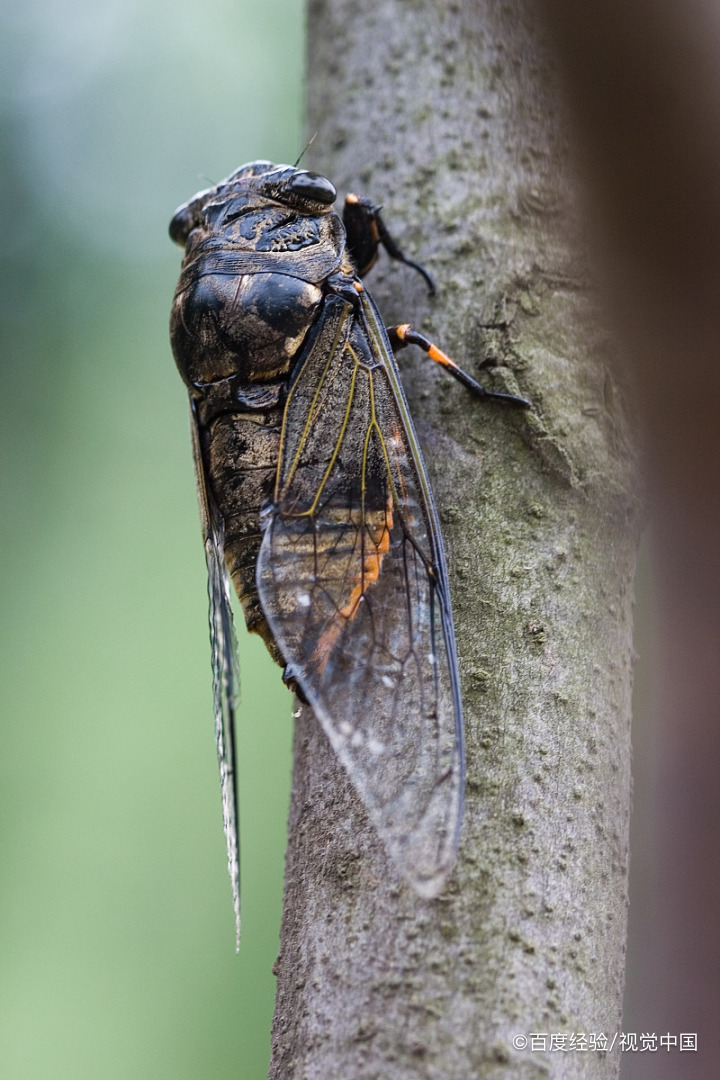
<box><xmin>269</xmin><ymin>1</ymin><xmax>639</xmax><ymax>1077</ymax></box>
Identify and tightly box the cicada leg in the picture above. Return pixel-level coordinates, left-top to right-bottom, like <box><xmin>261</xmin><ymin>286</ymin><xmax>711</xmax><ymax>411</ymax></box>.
<box><xmin>343</xmin><ymin>194</ymin><xmax>436</xmax><ymax>295</ymax></box>
<box><xmin>387</xmin><ymin>324</ymin><xmax>531</xmax><ymax>408</ymax></box>
<box><xmin>341</xmin><ymin>193</ymin><xmax>528</xmax><ymax>406</ymax></box>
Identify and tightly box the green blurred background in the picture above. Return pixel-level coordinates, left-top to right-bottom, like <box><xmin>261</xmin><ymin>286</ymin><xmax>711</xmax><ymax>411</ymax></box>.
<box><xmin>0</xmin><ymin>2</ymin><xmax>304</xmax><ymax>1077</ymax></box>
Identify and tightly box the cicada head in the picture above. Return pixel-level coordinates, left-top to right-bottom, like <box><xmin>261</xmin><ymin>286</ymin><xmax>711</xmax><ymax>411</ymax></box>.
<box><xmin>169</xmin><ymin>161</ymin><xmax>337</xmax><ymax>249</ymax></box>
<box><xmin>244</xmin><ymin>163</ymin><xmax>337</xmax><ymax>209</ymax></box>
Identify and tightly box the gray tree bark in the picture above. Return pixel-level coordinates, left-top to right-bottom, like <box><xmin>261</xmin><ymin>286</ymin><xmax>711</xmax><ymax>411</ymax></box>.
<box><xmin>269</xmin><ymin>2</ymin><xmax>639</xmax><ymax>1078</ymax></box>
<box><xmin>538</xmin><ymin>4</ymin><xmax>720</xmax><ymax>1076</ymax></box>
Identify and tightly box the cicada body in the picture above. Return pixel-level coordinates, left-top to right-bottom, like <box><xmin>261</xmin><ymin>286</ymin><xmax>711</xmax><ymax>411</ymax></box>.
<box><xmin>169</xmin><ymin>161</ymin><xmax>528</xmax><ymax>938</ymax></box>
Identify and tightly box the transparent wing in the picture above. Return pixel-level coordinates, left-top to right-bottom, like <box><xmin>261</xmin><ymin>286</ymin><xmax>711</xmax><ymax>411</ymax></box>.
<box><xmin>190</xmin><ymin>401</ymin><xmax>241</xmax><ymax>945</ymax></box>
<box><xmin>257</xmin><ymin>294</ymin><xmax>464</xmax><ymax>897</ymax></box>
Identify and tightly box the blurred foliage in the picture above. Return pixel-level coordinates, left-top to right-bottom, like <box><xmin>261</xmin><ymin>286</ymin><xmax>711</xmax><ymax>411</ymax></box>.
<box><xmin>0</xmin><ymin>2</ymin><xmax>304</xmax><ymax>1077</ymax></box>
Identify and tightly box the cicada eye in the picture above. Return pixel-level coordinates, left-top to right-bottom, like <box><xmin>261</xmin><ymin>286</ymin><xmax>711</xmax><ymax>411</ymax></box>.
<box><xmin>286</xmin><ymin>171</ymin><xmax>337</xmax><ymax>205</ymax></box>
<box><xmin>169</xmin><ymin>204</ymin><xmax>196</xmax><ymax>246</ymax></box>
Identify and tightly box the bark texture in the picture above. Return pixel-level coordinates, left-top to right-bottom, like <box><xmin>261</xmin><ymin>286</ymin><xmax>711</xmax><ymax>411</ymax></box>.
<box><xmin>539</xmin><ymin>4</ymin><xmax>720</xmax><ymax>1076</ymax></box>
<box><xmin>269</xmin><ymin>2</ymin><xmax>639</xmax><ymax>1077</ymax></box>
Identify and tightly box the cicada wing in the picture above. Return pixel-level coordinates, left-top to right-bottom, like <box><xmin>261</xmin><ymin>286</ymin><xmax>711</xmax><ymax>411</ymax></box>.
<box><xmin>190</xmin><ymin>401</ymin><xmax>241</xmax><ymax>945</ymax></box>
<box><xmin>257</xmin><ymin>295</ymin><xmax>464</xmax><ymax>897</ymax></box>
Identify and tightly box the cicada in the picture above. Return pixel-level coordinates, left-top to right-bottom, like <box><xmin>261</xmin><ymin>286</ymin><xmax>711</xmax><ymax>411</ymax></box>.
<box><xmin>169</xmin><ymin>161</ymin><xmax>528</xmax><ymax>938</ymax></box>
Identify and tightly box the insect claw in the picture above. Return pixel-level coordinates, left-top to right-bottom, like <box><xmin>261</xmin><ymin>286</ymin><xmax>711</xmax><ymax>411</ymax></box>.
<box><xmin>283</xmin><ymin>662</ymin><xmax>308</xmax><ymax>702</ymax></box>
<box><xmin>487</xmin><ymin>390</ymin><xmax>532</xmax><ymax>408</ymax></box>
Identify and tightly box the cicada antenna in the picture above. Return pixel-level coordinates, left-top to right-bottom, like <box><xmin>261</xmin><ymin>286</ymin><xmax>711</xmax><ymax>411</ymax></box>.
<box><xmin>294</xmin><ymin>132</ymin><xmax>318</xmax><ymax>168</ymax></box>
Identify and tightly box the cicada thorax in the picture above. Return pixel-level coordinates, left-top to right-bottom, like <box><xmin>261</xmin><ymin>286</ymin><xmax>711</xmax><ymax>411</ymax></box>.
<box><xmin>170</xmin><ymin>178</ymin><xmax>347</xmax><ymax>662</ymax></box>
